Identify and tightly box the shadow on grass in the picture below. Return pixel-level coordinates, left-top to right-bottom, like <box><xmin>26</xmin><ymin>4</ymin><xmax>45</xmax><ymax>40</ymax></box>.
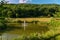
<box><xmin>0</xmin><ymin>26</ymin><xmax>23</xmax><ymax>35</ymax></box>
<box><xmin>6</xmin><ymin>26</ymin><xmax>23</xmax><ymax>31</ymax></box>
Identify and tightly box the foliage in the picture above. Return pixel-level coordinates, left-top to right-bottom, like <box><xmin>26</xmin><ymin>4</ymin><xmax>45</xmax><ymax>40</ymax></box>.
<box><xmin>13</xmin><ymin>18</ymin><xmax>60</xmax><ymax>40</ymax></box>
<box><xmin>13</xmin><ymin>32</ymin><xmax>60</xmax><ymax>40</ymax></box>
<box><xmin>0</xmin><ymin>4</ymin><xmax>60</xmax><ymax>18</ymax></box>
<box><xmin>0</xmin><ymin>18</ymin><xmax>7</xmax><ymax>32</ymax></box>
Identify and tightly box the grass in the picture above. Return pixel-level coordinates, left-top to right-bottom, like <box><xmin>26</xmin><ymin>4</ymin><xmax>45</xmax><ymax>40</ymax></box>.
<box><xmin>0</xmin><ymin>18</ymin><xmax>60</xmax><ymax>40</ymax></box>
<box><xmin>2</xmin><ymin>18</ymin><xmax>60</xmax><ymax>34</ymax></box>
<box><xmin>7</xmin><ymin>18</ymin><xmax>60</xmax><ymax>40</ymax></box>
<box><xmin>5</xmin><ymin>18</ymin><xmax>51</xmax><ymax>23</ymax></box>
<box><xmin>6</xmin><ymin>22</ymin><xmax>49</xmax><ymax>35</ymax></box>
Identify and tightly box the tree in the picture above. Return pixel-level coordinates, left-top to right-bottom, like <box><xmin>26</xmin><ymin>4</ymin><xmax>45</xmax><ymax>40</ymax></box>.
<box><xmin>0</xmin><ymin>0</ymin><xmax>8</xmax><ymax>7</ymax></box>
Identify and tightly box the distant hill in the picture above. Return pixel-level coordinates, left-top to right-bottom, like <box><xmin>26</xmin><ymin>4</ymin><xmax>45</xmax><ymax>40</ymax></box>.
<box><xmin>0</xmin><ymin>4</ymin><xmax>60</xmax><ymax>18</ymax></box>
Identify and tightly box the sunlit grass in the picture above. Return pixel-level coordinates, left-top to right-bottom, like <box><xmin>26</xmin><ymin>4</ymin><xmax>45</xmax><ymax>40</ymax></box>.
<box><xmin>0</xmin><ymin>18</ymin><xmax>60</xmax><ymax>40</ymax></box>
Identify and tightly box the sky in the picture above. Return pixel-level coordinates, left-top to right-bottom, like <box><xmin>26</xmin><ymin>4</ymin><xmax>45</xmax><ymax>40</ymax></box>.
<box><xmin>0</xmin><ymin>0</ymin><xmax>60</xmax><ymax>4</ymax></box>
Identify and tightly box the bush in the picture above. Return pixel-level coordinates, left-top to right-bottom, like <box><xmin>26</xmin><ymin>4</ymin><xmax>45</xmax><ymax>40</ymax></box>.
<box><xmin>0</xmin><ymin>18</ymin><xmax>7</xmax><ymax>32</ymax></box>
<box><xmin>0</xmin><ymin>23</ymin><xmax>7</xmax><ymax>30</ymax></box>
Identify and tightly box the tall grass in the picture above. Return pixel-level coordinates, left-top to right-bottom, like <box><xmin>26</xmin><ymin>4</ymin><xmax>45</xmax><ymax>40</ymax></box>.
<box><xmin>0</xmin><ymin>18</ymin><xmax>60</xmax><ymax>40</ymax></box>
<box><xmin>12</xmin><ymin>18</ymin><xmax>60</xmax><ymax>40</ymax></box>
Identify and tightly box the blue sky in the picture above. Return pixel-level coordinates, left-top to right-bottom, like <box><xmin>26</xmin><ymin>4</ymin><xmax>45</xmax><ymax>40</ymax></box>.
<box><xmin>0</xmin><ymin>0</ymin><xmax>60</xmax><ymax>4</ymax></box>
<box><xmin>31</xmin><ymin>0</ymin><xmax>57</xmax><ymax>4</ymax></box>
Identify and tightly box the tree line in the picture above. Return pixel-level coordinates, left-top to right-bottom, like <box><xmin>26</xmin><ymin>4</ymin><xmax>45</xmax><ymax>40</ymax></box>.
<box><xmin>0</xmin><ymin>0</ymin><xmax>60</xmax><ymax>18</ymax></box>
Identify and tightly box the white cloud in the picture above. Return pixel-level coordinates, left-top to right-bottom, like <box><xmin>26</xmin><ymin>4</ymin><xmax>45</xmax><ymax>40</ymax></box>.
<box><xmin>0</xmin><ymin>0</ymin><xmax>32</xmax><ymax>4</ymax></box>
<box><xmin>5</xmin><ymin>0</ymin><xmax>11</xmax><ymax>3</ymax></box>
<box><xmin>19</xmin><ymin>0</ymin><xmax>32</xmax><ymax>3</ymax></box>
<box><xmin>19</xmin><ymin>0</ymin><xmax>26</xmax><ymax>3</ymax></box>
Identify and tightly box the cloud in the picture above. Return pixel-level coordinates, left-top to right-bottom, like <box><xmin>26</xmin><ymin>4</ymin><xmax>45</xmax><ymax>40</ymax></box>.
<box><xmin>19</xmin><ymin>0</ymin><xmax>27</xmax><ymax>3</ymax></box>
<box><xmin>5</xmin><ymin>0</ymin><xmax>18</xmax><ymax>4</ymax></box>
<box><xmin>3</xmin><ymin>0</ymin><xmax>32</xmax><ymax>4</ymax></box>
<box><xmin>5</xmin><ymin>0</ymin><xmax>11</xmax><ymax>3</ymax></box>
<box><xmin>19</xmin><ymin>0</ymin><xmax>32</xmax><ymax>3</ymax></box>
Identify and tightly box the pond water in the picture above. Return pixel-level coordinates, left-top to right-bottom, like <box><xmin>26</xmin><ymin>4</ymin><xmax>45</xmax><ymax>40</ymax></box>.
<box><xmin>0</xmin><ymin>21</ymin><xmax>50</xmax><ymax>40</ymax></box>
<box><xmin>0</xmin><ymin>33</ymin><xmax>20</xmax><ymax>40</ymax></box>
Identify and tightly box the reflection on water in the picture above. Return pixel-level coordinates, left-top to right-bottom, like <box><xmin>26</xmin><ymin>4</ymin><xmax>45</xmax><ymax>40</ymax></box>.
<box><xmin>0</xmin><ymin>33</ymin><xmax>20</xmax><ymax>40</ymax></box>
